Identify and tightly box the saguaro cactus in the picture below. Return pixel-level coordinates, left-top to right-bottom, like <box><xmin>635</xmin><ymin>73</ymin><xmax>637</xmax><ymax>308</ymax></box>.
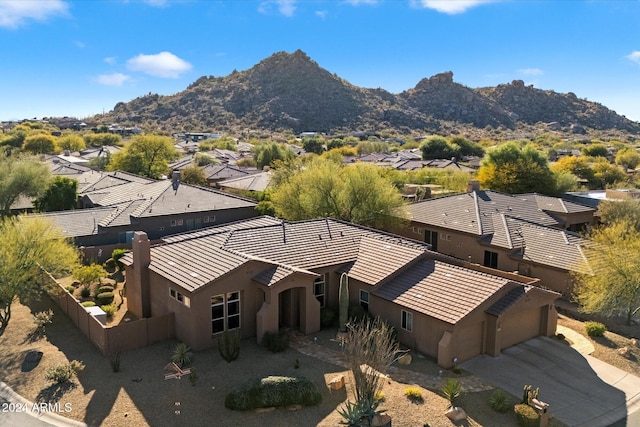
<box><xmin>339</xmin><ymin>273</ymin><xmax>349</xmax><ymax>332</ymax></box>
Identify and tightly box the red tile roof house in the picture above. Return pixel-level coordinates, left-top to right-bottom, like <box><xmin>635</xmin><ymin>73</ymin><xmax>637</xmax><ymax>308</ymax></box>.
<box><xmin>121</xmin><ymin>216</ymin><xmax>559</xmax><ymax>368</ymax></box>
<box><xmin>389</xmin><ymin>183</ymin><xmax>596</xmax><ymax>298</ymax></box>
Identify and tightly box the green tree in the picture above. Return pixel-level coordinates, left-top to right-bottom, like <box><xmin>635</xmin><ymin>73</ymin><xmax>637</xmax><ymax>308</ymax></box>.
<box><xmin>582</xmin><ymin>143</ymin><xmax>609</xmax><ymax>158</ymax></box>
<box><xmin>84</xmin><ymin>133</ymin><xmax>122</xmax><ymax>147</ymax></box>
<box><xmin>0</xmin><ymin>153</ymin><xmax>51</xmax><ymax>217</ymax></box>
<box><xmin>87</xmin><ymin>151</ymin><xmax>111</xmax><ymax>171</ymax></box>
<box><xmin>615</xmin><ymin>147</ymin><xmax>640</xmax><ymax>170</ymax></box>
<box><xmin>573</xmin><ymin>221</ymin><xmax>640</xmax><ymax>325</ymax></box>
<box><xmin>448</xmin><ymin>136</ymin><xmax>485</xmax><ymax>158</ymax></box>
<box><xmin>302</xmin><ymin>137</ymin><xmax>325</xmax><ymax>155</ymax></box>
<box><xmin>0</xmin><ymin>216</ymin><xmax>78</xmax><ymax>335</ymax></box>
<box><xmin>271</xmin><ymin>159</ymin><xmax>405</xmax><ymax>228</ymax></box>
<box><xmin>253</xmin><ymin>142</ymin><xmax>296</xmax><ymax>170</ymax></box>
<box><xmin>591</xmin><ymin>158</ymin><xmax>627</xmax><ymax>189</ymax></box>
<box><xmin>551</xmin><ymin>156</ymin><xmax>596</xmax><ymax>188</ymax></box>
<box><xmin>58</xmin><ymin>134</ymin><xmax>86</xmax><ymax>152</ymax></box>
<box><xmin>598</xmin><ymin>199</ymin><xmax>640</xmax><ymax>232</ymax></box>
<box><xmin>181</xmin><ymin>165</ymin><xmax>208</xmax><ymax>186</ymax></box>
<box><xmin>73</xmin><ymin>264</ymin><xmax>107</xmax><ymax>289</ymax></box>
<box><xmin>33</xmin><ymin>176</ymin><xmax>78</xmax><ymax>212</ymax></box>
<box><xmin>22</xmin><ymin>134</ymin><xmax>58</xmax><ymax>154</ymax></box>
<box><xmin>477</xmin><ymin>142</ymin><xmax>556</xmax><ymax>194</ymax></box>
<box><xmin>108</xmin><ymin>134</ymin><xmax>180</xmax><ymax>179</ymax></box>
<box><xmin>420</xmin><ymin>136</ymin><xmax>455</xmax><ymax>160</ymax></box>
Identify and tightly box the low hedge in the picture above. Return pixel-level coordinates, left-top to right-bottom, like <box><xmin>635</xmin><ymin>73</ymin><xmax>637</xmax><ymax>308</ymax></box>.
<box><xmin>514</xmin><ymin>403</ymin><xmax>539</xmax><ymax>427</ymax></box>
<box><xmin>585</xmin><ymin>321</ymin><xmax>606</xmax><ymax>337</ymax></box>
<box><xmin>98</xmin><ymin>285</ymin><xmax>114</xmax><ymax>294</ymax></box>
<box><xmin>225</xmin><ymin>376</ymin><xmax>321</xmax><ymax>410</ymax></box>
<box><xmin>96</xmin><ymin>292</ymin><xmax>114</xmax><ymax>305</ymax></box>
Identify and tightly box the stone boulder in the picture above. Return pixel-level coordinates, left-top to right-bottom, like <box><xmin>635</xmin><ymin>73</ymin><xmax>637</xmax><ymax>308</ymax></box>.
<box><xmin>444</xmin><ymin>406</ymin><xmax>467</xmax><ymax>421</ymax></box>
<box><xmin>328</xmin><ymin>375</ymin><xmax>345</xmax><ymax>391</ymax></box>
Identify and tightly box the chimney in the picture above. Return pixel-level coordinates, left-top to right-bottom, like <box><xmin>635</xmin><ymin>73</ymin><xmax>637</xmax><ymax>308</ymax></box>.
<box><xmin>466</xmin><ymin>180</ymin><xmax>480</xmax><ymax>193</ymax></box>
<box><xmin>130</xmin><ymin>231</ymin><xmax>151</xmax><ymax>318</ymax></box>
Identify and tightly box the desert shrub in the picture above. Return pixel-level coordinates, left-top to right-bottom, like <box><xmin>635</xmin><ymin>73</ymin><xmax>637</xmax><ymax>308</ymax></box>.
<box><xmin>65</xmin><ymin>286</ymin><xmax>75</xmax><ymax>294</ymax></box>
<box><xmin>45</xmin><ymin>360</ymin><xmax>85</xmax><ymax>384</ymax></box>
<box><xmin>111</xmin><ymin>248</ymin><xmax>129</xmax><ymax>271</ymax></box>
<box><xmin>101</xmin><ymin>304</ymin><xmax>116</xmax><ymax>319</ymax></box>
<box><xmin>108</xmin><ymin>348</ymin><xmax>122</xmax><ymax>373</ymax></box>
<box><xmin>219</xmin><ymin>330</ymin><xmax>240</xmax><ymax>363</ymax></box>
<box><xmin>33</xmin><ymin>309</ymin><xmax>54</xmax><ymax>330</ymax></box>
<box><xmin>489</xmin><ymin>389</ymin><xmax>511</xmax><ymax>413</ymax></box>
<box><xmin>96</xmin><ymin>292</ymin><xmax>114</xmax><ymax>305</ymax></box>
<box><xmin>404</xmin><ymin>386</ymin><xmax>423</xmax><ymax>402</ymax></box>
<box><xmin>348</xmin><ymin>303</ymin><xmax>370</xmax><ymax>323</ymax></box>
<box><xmin>98</xmin><ymin>285</ymin><xmax>114</xmax><ymax>294</ymax></box>
<box><xmin>225</xmin><ymin>376</ymin><xmax>321</xmax><ymax>410</ymax></box>
<box><xmin>261</xmin><ymin>331</ymin><xmax>289</xmax><ymax>352</ymax></box>
<box><xmin>171</xmin><ymin>342</ymin><xmax>193</xmax><ymax>367</ymax></box>
<box><xmin>442</xmin><ymin>378</ymin><xmax>462</xmax><ymax>405</ymax></box>
<box><xmin>585</xmin><ymin>321</ymin><xmax>606</xmax><ymax>337</ymax></box>
<box><xmin>81</xmin><ymin>301</ymin><xmax>96</xmax><ymax>307</ymax></box>
<box><xmin>321</xmin><ymin>307</ymin><xmax>337</xmax><ymax>328</ymax></box>
<box><xmin>374</xmin><ymin>390</ymin><xmax>385</xmax><ymax>403</ymax></box>
<box><xmin>80</xmin><ymin>287</ymin><xmax>91</xmax><ymax>298</ymax></box>
<box><xmin>514</xmin><ymin>403</ymin><xmax>539</xmax><ymax>427</ymax></box>
<box><xmin>556</xmin><ymin>333</ymin><xmax>565</xmax><ymax>341</ymax></box>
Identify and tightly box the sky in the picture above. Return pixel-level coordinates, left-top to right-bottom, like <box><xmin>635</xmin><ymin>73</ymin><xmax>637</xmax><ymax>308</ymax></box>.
<box><xmin>1</xmin><ymin>0</ymin><xmax>640</xmax><ymax>123</ymax></box>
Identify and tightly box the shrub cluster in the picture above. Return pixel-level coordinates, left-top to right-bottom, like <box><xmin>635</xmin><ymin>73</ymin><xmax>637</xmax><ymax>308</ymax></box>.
<box><xmin>585</xmin><ymin>321</ymin><xmax>606</xmax><ymax>337</ymax></box>
<box><xmin>96</xmin><ymin>292</ymin><xmax>114</xmax><ymax>305</ymax></box>
<box><xmin>81</xmin><ymin>301</ymin><xmax>96</xmax><ymax>307</ymax></box>
<box><xmin>171</xmin><ymin>342</ymin><xmax>193</xmax><ymax>368</ymax></box>
<box><xmin>65</xmin><ymin>286</ymin><xmax>75</xmax><ymax>294</ymax></box>
<box><xmin>261</xmin><ymin>331</ymin><xmax>289</xmax><ymax>352</ymax></box>
<box><xmin>404</xmin><ymin>385</ymin><xmax>423</xmax><ymax>402</ymax></box>
<box><xmin>225</xmin><ymin>376</ymin><xmax>321</xmax><ymax>410</ymax></box>
<box><xmin>514</xmin><ymin>403</ymin><xmax>540</xmax><ymax>427</ymax></box>
<box><xmin>489</xmin><ymin>389</ymin><xmax>511</xmax><ymax>413</ymax></box>
<box><xmin>45</xmin><ymin>360</ymin><xmax>85</xmax><ymax>384</ymax></box>
<box><xmin>33</xmin><ymin>309</ymin><xmax>54</xmax><ymax>330</ymax></box>
<box><xmin>219</xmin><ymin>330</ymin><xmax>241</xmax><ymax>363</ymax></box>
<box><xmin>98</xmin><ymin>285</ymin><xmax>114</xmax><ymax>294</ymax></box>
<box><xmin>101</xmin><ymin>304</ymin><xmax>116</xmax><ymax>319</ymax></box>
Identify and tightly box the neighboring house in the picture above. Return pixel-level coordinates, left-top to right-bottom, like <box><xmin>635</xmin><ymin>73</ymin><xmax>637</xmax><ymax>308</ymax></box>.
<box><xmin>122</xmin><ymin>216</ymin><xmax>558</xmax><ymax>368</ymax></box>
<box><xmin>217</xmin><ymin>170</ymin><xmax>272</xmax><ymax>192</ymax></box>
<box><xmin>202</xmin><ymin>164</ymin><xmax>259</xmax><ymax>186</ymax></box>
<box><xmin>43</xmin><ymin>170</ymin><xmax>258</xmax><ymax>260</ymax></box>
<box><xmin>391</xmin><ymin>183</ymin><xmax>596</xmax><ymax>297</ymax></box>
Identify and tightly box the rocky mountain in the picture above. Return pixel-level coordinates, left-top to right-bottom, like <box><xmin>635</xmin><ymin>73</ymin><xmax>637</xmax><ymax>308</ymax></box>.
<box><xmin>96</xmin><ymin>50</ymin><xmax>640</xmax><ymax>138</ymax></box>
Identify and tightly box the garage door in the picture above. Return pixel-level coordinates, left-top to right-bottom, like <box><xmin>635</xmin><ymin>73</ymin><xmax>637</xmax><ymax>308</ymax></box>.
<box><xmin>500</xmin><ymin>307</ymin><xmax>541</xmax><ymax>350</ymax></box>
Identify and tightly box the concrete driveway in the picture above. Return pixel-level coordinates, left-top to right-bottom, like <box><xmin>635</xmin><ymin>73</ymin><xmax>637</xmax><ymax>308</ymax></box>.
<box><xmin>461</xmin><ymin>336</ymin><xmax>640</xmax><ymax>427</ymax></box>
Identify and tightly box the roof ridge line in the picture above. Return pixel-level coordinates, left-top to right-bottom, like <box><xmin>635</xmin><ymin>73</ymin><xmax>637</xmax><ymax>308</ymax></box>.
<box><xmin>500</xmin><ymin>213</ymin><xmax>513</xmax><ymax>249</ymax></box>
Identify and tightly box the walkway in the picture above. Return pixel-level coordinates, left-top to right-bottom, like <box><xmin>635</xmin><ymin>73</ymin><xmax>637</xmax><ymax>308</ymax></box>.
<box><xmin>289</xmin><ymin>333</ymin><xmax>493</xmax><ymax>393</ymax></box>
<box><xmin>557</xmin><ymin>325</ymin><xmax>595</xmax><ymax>355</ymax></box>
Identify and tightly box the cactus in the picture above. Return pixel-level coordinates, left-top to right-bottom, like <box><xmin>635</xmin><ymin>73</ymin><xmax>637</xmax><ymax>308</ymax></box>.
<box><xmin>339</xmin><ymin>273</ymin><xmax>349</xmax><ymax>332</ymax></box>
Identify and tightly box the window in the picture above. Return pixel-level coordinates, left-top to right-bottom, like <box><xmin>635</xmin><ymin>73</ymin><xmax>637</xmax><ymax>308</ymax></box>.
<box><xmin>425</xmin><ymin>230</ymin><xmax>438</xmax><ymax>251</ymax></box>
<box><xmin>203</xmin><ymin>216</ymin><xmax>209</xmax><ymax>223</ymax></box>
<box><xmin>211</xmin><ymin>292</ymin><xmax>241</xmax><ymax>335</ymax></box>
<box><xmin>314</xmin><ymin>275</ymin><xmax>325</xmax><ymax>307</ymax></box>
<box><xmin>169</xmin><ymin>288</ymin><xmax>190</xmax><ymax>307</ymax></box>
<box><xmin>484</xmin><ymin>250</ymin><xmax>498</xmax><ymax>269</ymax></box>
<box><xmin>401</xmin><ymin>310</ymin><xmax>413</xmax><ymax>332</ymax></box>
<box><xmin>359</xmin><ymin>290</ymin><xmax>369</xmax><ymax>311</ymax></box>
<box><xmin>170</xmin><ymin>220</ymin><xmax>177</xmax><ymax>227</ymax></box>
<box><xmin>203</xmin><ymin>215</ymin><xmax>215</xmax><ymax>223</ymax></box>
<box><xmin>177</xmin><ymin>219</ymin><xmax>184</xmax><ymax>226</ymax></box>
<box><xmin>158</xmin><ymin>226</ymin><xmax>165</xmax><ymax>231</ymax></box>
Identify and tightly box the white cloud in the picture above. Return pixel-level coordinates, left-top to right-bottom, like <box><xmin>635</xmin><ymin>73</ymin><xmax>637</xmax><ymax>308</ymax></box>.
<box><xmin>518</xmin><ymin>68</ymin><xmax>544</xmax><ymax>76</ymax></box>
<box><xmin>95</xmin><ymin>73</ymin><xmax>131</xmax><ymax>87</ymax></box>
<box><xmin>126</xmin><ymin>51</ymin><xmax>192</xmax><ymax>78</ymax></box>
<box><xmin>411</xmin><ymin>0</ymin><xmax>494</xmax><ymax>14</ymax></box>
<box><xmin>143</xmin><ymin>0</ymin><xmax>168</xmax><ymax>7</ymax></box>
<box><xmin>315</xmin><ymin>10</ymin><xmax>328</xmax><ymax>19</ymax></box>
<box><xmin>626</xmin><ymin>51</ymin><xmax>640</xmax><ymax>65</ymax></box>
<box><xmin>0</xmin><ymin>0</ymin><xmax>69</xmax><ymax>29</ymax></box>
<box><xmin>104</xmin><ymin>57</ymin><xmax>117</xmax><ymax>65</ymax></box>
<box><xmin>343</xmin><ymin>0</ymin><xmax>379</xmax><ymax>5</ymax></box>
<box><xmin>258</xmin><ymin>0</ymin><xmax>297</xmax><ymax>17</ymax></box>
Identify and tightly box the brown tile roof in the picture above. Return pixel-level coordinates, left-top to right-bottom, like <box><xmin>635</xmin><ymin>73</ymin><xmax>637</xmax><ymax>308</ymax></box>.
<box><xmin>406</xmin><ymin>190</ymin><xmax>595</xmax><ymax>236</ymax></box>
<box><xmin>43</xmin><ymin>207</ymin><xmax>115</xmax><ymax>237</ymax></box>
<box><xmin>483</xmin><ymin>215</ymin><xmax>590</xmax><ymax>273</ymax></box>
<box><xmin>486</xmin><ymin>285</ymin><xmax>530</xmax><ymax>316</ymax></box>
<box><xmin>373</xmin><ymin>259</ymin><xmax>511</xmax><ymax>324</ymax></box>
<box><xmin>344</xmin><ymin>237</ymin><xmax>424</xmax><ymax>285</ymax></box>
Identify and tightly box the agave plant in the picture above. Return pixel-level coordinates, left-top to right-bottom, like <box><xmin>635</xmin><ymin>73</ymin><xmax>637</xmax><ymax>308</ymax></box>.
<box><xmin>171</xmin><ymin>342</ymin><xmax>193</xmax><ymax>368</ymax></box>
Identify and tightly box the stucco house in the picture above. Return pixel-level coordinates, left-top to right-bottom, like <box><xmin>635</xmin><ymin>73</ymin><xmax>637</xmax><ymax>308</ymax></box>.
<box><xmin>122</xmin><ymin>216</ymin><xmax>559</xmax><ymax>368</ymax></box>
<box><xmin>43</xmin><ymin>170</ymin><xmax>258</xmax><ymax>260</ymax></box>
<box><xmin>390</xmin><ymin>183</ymin><xmax>596</xmax><ymax>297</ymax></box>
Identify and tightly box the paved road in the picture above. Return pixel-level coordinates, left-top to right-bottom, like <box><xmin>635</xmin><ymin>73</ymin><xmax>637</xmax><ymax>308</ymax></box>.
<box><xmin>462</xmin><ymin>337</ymin><xmax>640</xmax><ymax>427</ymax></box>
